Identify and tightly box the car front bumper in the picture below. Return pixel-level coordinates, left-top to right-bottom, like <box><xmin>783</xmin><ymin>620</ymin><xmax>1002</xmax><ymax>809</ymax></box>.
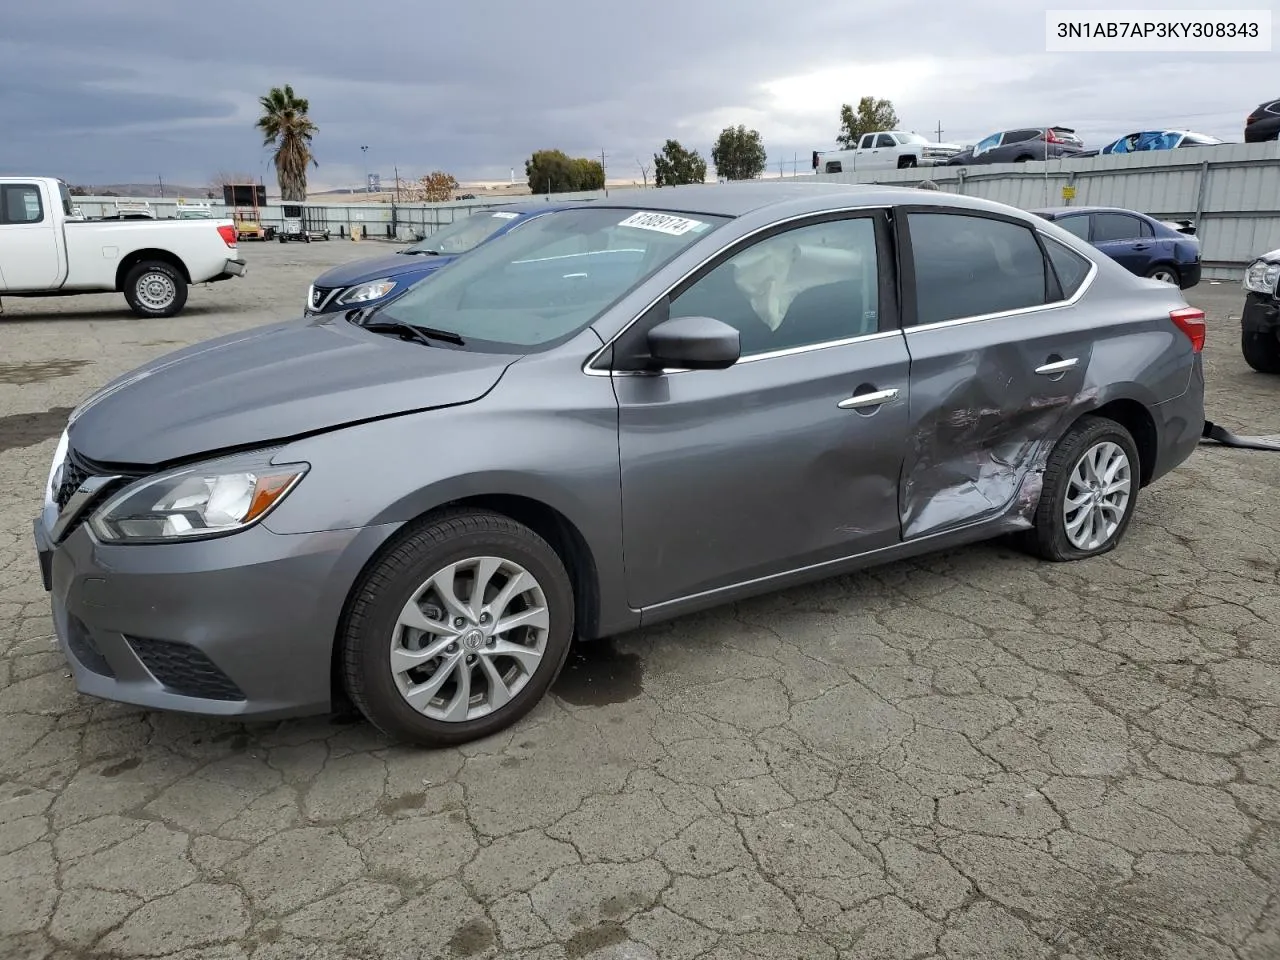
<box><xmin>1242</xmin><ymin>291</ymin><xmax>1280</xmax><ymax>336</ymax></box>
<box><xmin>33</xmin><ymin>514</ymin><xmax>399</xmax><ymax>720</ymax></box>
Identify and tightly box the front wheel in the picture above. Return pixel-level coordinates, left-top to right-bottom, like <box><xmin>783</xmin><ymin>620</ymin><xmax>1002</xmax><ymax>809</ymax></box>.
<box><xmin>339</xmin><ymin>510</ymin><xmax>576</xmax><ymax>747</ymax></box>
<box><xmin>1242</xmin><ymin>330</ymin><xmax>1280</xmax><ymax>373</ymax></box>
<box><xmin>123</xmin><ymin>261</ymin><xmax>187</xmax><ymax>318</ymax></box>
<box><xmin>1017</xmin><ymin>415</ymin><xmax>1140</xmax><ymax>562</ymax></box>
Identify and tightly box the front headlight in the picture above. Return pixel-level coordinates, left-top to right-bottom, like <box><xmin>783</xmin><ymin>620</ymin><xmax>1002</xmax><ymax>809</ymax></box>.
<box><xmin>88</xmin><ymin>453</ymin><xmax>308</xmax><ymax>543</ymax></box>
<box><xmin>1244</xmin><ymin>259</ymin><xmax>1280</xmax><ymax>296</ymax></box>
<box><xmin>336</xmin><ymin>279</ymin><xmax>397</xmax><ymax>305</ymax></box>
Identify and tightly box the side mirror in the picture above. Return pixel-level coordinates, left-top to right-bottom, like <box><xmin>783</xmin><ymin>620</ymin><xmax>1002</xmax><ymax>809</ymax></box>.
<box><xmin>646</xmin><ymin>315</ymin><xmax>740</xmax><ymax>370</ymax></box>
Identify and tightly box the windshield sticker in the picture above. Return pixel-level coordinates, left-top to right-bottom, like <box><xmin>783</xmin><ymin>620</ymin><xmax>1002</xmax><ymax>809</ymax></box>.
<box><xmin>491</xmin><ymin>211</ymin><xmax>520</xmax><ymax>219</ymax></box>
<box><xmin>617</xmin><ymin>212</ymin><xmax>706</xmax><ymax>236</ymax></box>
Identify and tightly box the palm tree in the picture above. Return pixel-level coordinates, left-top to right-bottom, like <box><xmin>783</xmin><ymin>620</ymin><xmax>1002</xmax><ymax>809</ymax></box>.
<box><xmin>255</xmin><ymin>84</ymin><xmax>317</xmax><ymax>201</ymax></box>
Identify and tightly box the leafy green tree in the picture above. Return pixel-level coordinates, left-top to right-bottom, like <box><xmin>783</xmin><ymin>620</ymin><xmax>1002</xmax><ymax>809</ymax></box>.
<box><xmin>653</xmin><ymin>139</ymin><xmax>708</xmax><ymax>186</ymax></box>
<box><xmin>255</xmin><ymin>84</ymin><xmax>318</xmax><ymax>201</ymax></box>
<box><xmin>836</xmin><ymin>96</ymin><xmax>899</xmax><ymax>148</ymax></box>
<box><xmin>525</xmin><ymin>150</ymin><xmax>604</xmax><ymax>193</ymax></box>
<box><xmin>711</xmin><ymin>126</ymin><xmax>767</xmax><ymax>181</ymax></box>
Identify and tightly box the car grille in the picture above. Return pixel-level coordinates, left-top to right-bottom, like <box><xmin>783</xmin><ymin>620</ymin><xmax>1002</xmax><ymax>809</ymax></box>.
<box><xmin>309</xmin><ymin>285</ymin><xmax>339</xmax><ymax>311</ymax></box>
<box><xmin>126</xmin><ymin>636</ymin><xmax>246</xmax><ymax>701</ymax></box>
<box><xmin>52</xmin><ymin>448</ymin><xmax>134</xmax><ymax>540</ymax></box>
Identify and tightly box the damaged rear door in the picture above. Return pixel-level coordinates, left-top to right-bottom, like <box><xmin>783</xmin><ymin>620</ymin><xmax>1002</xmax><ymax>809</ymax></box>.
<box><xmin>896</xmin><ymin>207</ymin><xmax>1095</xmax><ymax>539</ymax></box>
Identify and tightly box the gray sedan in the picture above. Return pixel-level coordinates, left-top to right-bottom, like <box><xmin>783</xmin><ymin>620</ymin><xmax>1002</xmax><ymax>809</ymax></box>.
<box><xmin>34</xmin><ymin>182</ymin><xmax>1206</xmax><ymax>747</ymax></box>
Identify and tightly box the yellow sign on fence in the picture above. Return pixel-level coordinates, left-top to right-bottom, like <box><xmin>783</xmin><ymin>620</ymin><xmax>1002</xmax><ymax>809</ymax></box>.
<box><xmin>1061</xmin><ymin>185</ymin><xmax>1077</xmax><ymax>201</ymax></box>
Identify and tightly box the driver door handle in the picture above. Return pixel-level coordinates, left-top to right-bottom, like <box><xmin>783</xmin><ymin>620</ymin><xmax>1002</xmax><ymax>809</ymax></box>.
<box><xmin>1035</xmin><ymin>357</ymin><xmax>1078</xmax><ymax>375</ymax></box>
<box><xmin>838</xmin><ymin>388</ymin><xmax>898</xmax><ymax>409</ymax></box>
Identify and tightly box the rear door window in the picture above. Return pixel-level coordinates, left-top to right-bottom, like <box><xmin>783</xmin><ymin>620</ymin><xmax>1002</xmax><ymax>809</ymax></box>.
<box><xmin>1092</xmin><ymin>213</ymin><xmax>1144</xmax><ymax>242</ymax></box>
<box><xmin>1055</xmin><ymin>215</ymin><xmax>1090</xmax><ymax>240</ymax></box>
<box><xmin>906</xmin><ymin>212</ymin><xmax>1049</xmax><ymax>325</ymax></box>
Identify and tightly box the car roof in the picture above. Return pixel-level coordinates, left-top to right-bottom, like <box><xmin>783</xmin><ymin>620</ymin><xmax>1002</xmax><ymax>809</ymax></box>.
<box><xmin>487</xmin><ymin>180</ymin><xmax>997</xmax><ymax>219</ymax></box>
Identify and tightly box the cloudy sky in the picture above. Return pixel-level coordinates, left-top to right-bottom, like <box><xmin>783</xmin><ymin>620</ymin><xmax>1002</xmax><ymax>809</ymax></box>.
<box><xmin>2</xmin><ymin>0</ymin><xmax>1273</xmax><ymax>191</ymax></box>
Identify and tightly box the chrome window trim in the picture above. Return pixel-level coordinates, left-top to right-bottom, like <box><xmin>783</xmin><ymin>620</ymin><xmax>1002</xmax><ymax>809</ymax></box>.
<box><xmin>582</xmin><ymin>209</ymin><xmax>1100</xmax><ymax>375</ymax></box>
<box><xmin>582</xmin><ymin>204</ymin><xmax>894</xmax><ymax>377</ymax></box>
<box><xmin>603</xmin><ymin>329</ymin><xmax>903</xmax><ymax>378</ymax></box>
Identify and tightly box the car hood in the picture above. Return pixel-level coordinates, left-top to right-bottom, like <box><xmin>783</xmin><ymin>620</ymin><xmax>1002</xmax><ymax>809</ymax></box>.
<box><xmin>67</xmin><ymin>315</ymin><xmax>515</xmax><ymax>466</ymax></box>
<box><xmin>312</xmin><ymin>250</ymin><xmax>458</xmax><ymax>287</ymax></box>
<box><xmin>1256</xmin><ymin>246</ymin><xmax>1280</xmax><ymax>263</ymax></box>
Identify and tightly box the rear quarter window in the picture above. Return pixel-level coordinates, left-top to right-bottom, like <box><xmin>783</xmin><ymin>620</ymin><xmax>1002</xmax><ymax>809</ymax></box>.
<box><xmin>1042</xmin><ymin>236</ymin><xmax>1093</xmax><ymax>298</ymax></box>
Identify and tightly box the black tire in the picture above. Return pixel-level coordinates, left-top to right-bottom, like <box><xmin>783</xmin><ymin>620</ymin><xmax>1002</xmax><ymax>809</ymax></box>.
<box><xmin>1014</xmin><ymin>154</ymin><xmax>1033</xmax><ymax>162</ymax></box>
<box><xmin>339</xmin><ymin>509</ymin><xmax>575</xmax><ymax>747</ymax></box>
<box><xmin>1145</xmin><ymin>263</ymin><xmax>1180</xmax><ymax>286</ymax></box>
<box><xmin>898</xmin><ymin>156</ymin><xmax>918</xmax><ymax>169</ymax></box>
<box><xmin>1016</xmin><ymin>415</ymin><xmax>1141</xmax><ymax>562</ymax></box>
<box><xmin>278</xmin><ymin>236</ymin><xmax>287</xmax><ymax>243</ymax></box>
<box><xmin>304</xmin><ymin>234</ymin><xmax>311</xmax><ymax>243</ymax></box>
<box><xmin>122</xmin><ymin>260</ymin><xmax>187</xmax><ymax>318</ymax></box>
<box><xmin>1242</xmin><ymin>330</ymin><xmax>1280</xmax><ymax>374</ymax></box>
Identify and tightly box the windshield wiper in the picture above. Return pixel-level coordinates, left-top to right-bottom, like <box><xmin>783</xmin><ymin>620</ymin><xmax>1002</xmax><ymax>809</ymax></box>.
<box><xmin>360</xmin><ymin>318</ymin><xmax>466</xmax><ymax>346</ymax></box>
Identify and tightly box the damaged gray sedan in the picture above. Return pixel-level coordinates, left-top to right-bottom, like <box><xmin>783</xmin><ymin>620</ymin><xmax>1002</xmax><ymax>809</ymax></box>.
<box><xmin>36</xmin><ymin>181</ymin><xmax>1206</xmax><ymax>747</ymax></box>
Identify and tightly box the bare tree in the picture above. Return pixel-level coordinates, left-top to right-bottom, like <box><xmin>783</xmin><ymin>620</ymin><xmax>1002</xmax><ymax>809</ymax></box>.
<box><xmin>209</xmin><ymin>171</ymin><xmax>259</xmax><ymax>190</ymax></box>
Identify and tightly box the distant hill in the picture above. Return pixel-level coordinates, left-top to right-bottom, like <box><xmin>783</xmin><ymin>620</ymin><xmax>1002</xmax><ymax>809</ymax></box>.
<box><xmin>69</xmin><ymin>183</ymin><xmax>220</xmax><ymax>199</ymax></box>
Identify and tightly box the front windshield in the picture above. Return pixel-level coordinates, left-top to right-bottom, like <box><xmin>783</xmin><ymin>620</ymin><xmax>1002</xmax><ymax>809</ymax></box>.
<box><xmin>380</xmin><ymin>206</ymin><xmax>729</xmax><ymax>352</ymax></box>
<box><xmin>404</xmin><ymin>210</ymin><xmax>523</xmax><ymax>255</ymax></box>
<box><xmin>897</xmin><ymin>133</ymin><xmax>929</xmax><ymax>144</ymax></box>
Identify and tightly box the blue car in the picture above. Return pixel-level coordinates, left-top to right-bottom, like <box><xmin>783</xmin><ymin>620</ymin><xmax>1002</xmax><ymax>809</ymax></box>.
<box><xmin>1031</xmin><ymin>206</ymin><xmax>1201</xmax><ymax>289</ymax></box>
<box><xmin>1074</xmin><ymin>129</ymin><xmax>1223</xmax><ymax>158</ymax></box>
<box><xmin>304</xmin><ymin>204</ymin><xmax>572</xmax><ymax>315</ymax></box>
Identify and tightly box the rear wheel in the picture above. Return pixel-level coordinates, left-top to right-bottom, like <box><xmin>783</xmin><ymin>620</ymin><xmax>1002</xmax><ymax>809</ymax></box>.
<box><xmin>1017</xmin><ymin>415</ymin><xmax>1140</xmax><ymax>562</ymax></box>
<box><xmin>123</xmin><ymin>261</ymin><xmax>187</xmax><ymax>318</ymax></box>
<box><xmin>340</xmin><ymin>509</ymin><xmax>575</xmax><ymax>747</ymax></box>
<box><xmin>898</xmin><ymin>155</ymin><xmax>918</xmax><ymax>169</ymax></box>
<box><xmin>1014</xmin><ymin>155</ymin><xmax>1033</xmax><ymax>162</ymax></box>
<box><xmin>1242</xmin><ymin>330</ymin><xmax>1280</xmax><ymax>373</ymax></box>
<box><xmin>1145</xmin><ymin>264</ymin><xmax>1180</xmax><ymax>285</ymax></box>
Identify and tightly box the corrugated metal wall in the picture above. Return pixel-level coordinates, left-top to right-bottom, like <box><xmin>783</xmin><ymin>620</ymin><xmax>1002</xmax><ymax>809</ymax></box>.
<box><xmin>804</xmin><ymin>141</ymin><xmax>1280</xmax><ymax>279</ymax></box>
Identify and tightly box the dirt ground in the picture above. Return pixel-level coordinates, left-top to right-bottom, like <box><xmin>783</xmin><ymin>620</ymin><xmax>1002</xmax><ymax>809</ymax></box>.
<box><xmin>1</xmin><ymin>240</ymin><xmax>1277</xmax><ymax>960</ymax></box>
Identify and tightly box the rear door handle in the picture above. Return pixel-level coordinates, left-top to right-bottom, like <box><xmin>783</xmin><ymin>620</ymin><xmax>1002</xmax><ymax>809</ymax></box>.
<box><xmin>838</xmin><ymin>388</ymin><xmax>898</xmax><ymax>409</ymax></box>
<box><xmin>1133</xmin><ymin>243</ymin><xmax>1150</xmax><ymax>250</ymax></box>
<box><xmin>1035</xmin><ymin>358</ymin><xmax>1078</xmax><ymax>375</ymax></box>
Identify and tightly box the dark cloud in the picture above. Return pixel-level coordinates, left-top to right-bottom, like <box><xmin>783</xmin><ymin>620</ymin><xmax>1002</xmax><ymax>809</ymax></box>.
<box><xmin>2</xmin><ymin>0</ymin><xmax>1272</xmax><ymax>189</ymax></box>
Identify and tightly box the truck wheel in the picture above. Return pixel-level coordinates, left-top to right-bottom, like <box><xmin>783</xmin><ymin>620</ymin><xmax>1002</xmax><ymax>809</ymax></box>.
<box><xmin>897</xmin><ymin>156</ymin><xmax>918</xmax><ymax>169</ymax></box>
<box><xmin>123</xmin><ymin>261</ymin><xmax>187</xmax><ymax>318</ymax></box>
<box><xmin>1242</xmin><ymin>330</ymin><xmax>1280</xmax><ymax>374</ymax></box>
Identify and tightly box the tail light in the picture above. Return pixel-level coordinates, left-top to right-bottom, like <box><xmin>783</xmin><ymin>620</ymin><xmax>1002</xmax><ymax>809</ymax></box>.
<box><xmin>217</xmin><ymin>224</ymin><xmax>237</xmax><ymax>247</ymax></box>
<box><xmin>1170</xmin><ymin>306</ymin><xmax>1205</xmax><ymax>352</ymax></box>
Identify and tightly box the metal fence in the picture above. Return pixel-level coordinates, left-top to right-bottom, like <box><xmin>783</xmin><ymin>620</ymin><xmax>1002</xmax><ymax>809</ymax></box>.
<box><xmin>70</xmin><ymin>141</ymin><xmax>1280</xmax><ymax>278</ymax></box>
<box><xmin>68</xmin><ymin>189</ymin><xmax>616</xmax><ymax>242</ymax></box>
<box><xmin>802</xmin><ymin>140</ymin><xmax>1280</xmax><ymax>280</ymax></box>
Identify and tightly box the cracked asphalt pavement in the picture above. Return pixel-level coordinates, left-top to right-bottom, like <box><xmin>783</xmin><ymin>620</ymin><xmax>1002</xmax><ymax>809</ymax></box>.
<box><xmin>1</xmin><ymin>241</ymin><xmax>1278</xmax><ymax>960</ymax></box>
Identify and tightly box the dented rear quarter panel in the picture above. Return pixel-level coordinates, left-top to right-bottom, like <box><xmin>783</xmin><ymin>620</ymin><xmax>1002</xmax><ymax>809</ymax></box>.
<box><xmin>898</xmin><ymin>246</ymin><xmax>1199</xmax><ymax>542</ymax></box>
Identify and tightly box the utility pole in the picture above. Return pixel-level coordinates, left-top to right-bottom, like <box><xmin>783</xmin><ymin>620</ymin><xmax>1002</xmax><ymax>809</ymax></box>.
<box><xmin>601</xmin><ymin>148</ymin><xmax>608</xmax><ymax>196</ymax></box>
<box><xmin>157</xmin><ymin>174</ymin><xmax>164</xmax><ymax>198</ymax></box>
<box><xmin>361</xmin><ymin>145</ymin><xmax>369</xmax><ymax>193</ymax></box>
<box><xmin>935</xmin><ymin>122</ymin><xmax>944</xmax><ymax>143</ymax></box>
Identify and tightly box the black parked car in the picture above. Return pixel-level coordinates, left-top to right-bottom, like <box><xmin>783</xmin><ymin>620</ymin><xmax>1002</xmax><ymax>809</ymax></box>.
<box><xmin>1245</xmin><ymin>98</ymin><xmax>1280</xmax><ymax>143</ymax></box>
<box><xmin>946</xmin><ymin>127</ymin><xmax>1085</xmax><ymax>165</ymax></box>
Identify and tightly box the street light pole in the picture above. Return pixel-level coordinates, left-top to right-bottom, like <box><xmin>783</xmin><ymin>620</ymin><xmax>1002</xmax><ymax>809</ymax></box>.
<box><xmin>361</xmin><ymin>145</ymin><xmax>369</xmax><ymax>193</ymax></box>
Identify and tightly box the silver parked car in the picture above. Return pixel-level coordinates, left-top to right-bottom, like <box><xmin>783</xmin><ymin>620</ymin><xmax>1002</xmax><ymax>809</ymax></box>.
<box><xmin>34</xmin><ymin>182</ymin><xmax>1206</xmax><ymax>747</ymax></box>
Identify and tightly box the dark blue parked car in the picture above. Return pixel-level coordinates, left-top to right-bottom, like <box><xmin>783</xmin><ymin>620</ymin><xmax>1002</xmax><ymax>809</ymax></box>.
<box><xmin>1030</xmin><ymin>206</ymin><xmax>1201</xmax><ymax>289</ymax></box>
<box><xmin>305</xmin><ymin>204</ymin><xmax>574</xmax><ymax>315</ymax></box>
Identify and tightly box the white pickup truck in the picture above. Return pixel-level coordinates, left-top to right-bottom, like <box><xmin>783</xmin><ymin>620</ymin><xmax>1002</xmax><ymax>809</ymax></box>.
<box><xmin>814</xmin><ymin>131</ymin><xmax>963</xmax><ymax>175</ymax></box>
<box><xmin>0</xmin><ymin>177</ymin><xmax>246</xmax><ymax>318</ymax></box>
